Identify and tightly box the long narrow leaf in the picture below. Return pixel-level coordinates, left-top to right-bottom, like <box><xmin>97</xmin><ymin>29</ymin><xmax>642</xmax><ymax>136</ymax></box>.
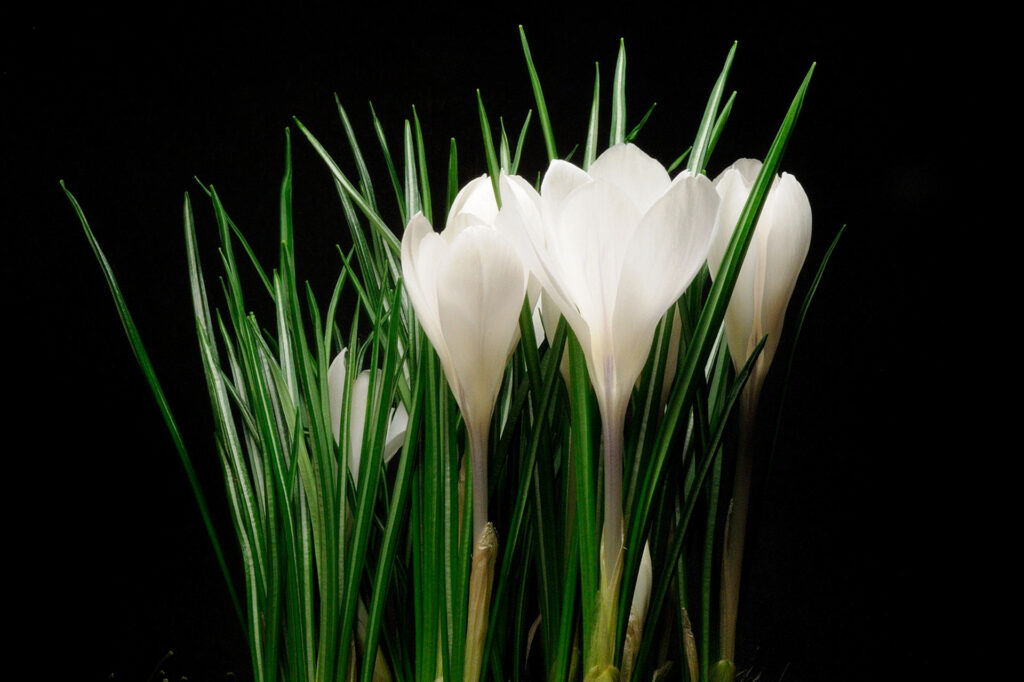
<box><xmin>610</xmin><ymin>38</ymin><xmax>626</xmax><ymax>147</ymax></box>
<box><xmin>65</xmin><ymin>182</ymin><xmax>245</xmax><ymax>631</ymax></box>
<box><xmin>688</xmin><ymin>42</ymin><xmax>737</xmax><ymax>175</ymax></box>
<box><xmin>519</xmin><ymin>25</ymin><xmax>557</xmax><ymax>161</ymax></box>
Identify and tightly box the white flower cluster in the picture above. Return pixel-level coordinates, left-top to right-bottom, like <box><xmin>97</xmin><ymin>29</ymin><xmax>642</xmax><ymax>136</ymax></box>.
<box><xmin>400</xmin><ymin>143</ymin><xmax>811</xmax><ymax>438</ymax></box>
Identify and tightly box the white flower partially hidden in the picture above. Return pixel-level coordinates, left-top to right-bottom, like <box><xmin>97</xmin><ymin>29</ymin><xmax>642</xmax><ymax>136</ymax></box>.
<box><xmin>401</xmin><ymin>193</ymin><xmax>528</xmax><ymax>436</ymax></box>
<box><xmin>500</xmin><ymin>143</ymin><xmax>720</xmax><ymax>426</ymax></box>
<box><xmin>707</xmin><ymin>159</ymin><xmax>812</xmax><ymax>388</ymax></box>
<box><xmin>327</xmin><ymin>349</ymin><xmax>409</xmax><ymax>485</ymax></box>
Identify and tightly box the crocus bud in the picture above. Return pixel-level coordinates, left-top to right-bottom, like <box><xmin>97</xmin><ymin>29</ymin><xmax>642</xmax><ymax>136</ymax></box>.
<box><xmin>401</xmin><ymin>212</ymin><xmax>527</xmax><ymax>441</ymax></box>
<box><xmin>707</xmin><ymin>159</ymin><xmax>812</xmax><ymax>391</ymax></box>
<box><xmin>328</xmin><ymin>348</ymin><xmax>408</xmax><ymax>484</ymax></box>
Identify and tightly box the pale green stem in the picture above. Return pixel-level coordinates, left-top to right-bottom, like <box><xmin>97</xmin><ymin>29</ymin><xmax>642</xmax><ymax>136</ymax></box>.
<box><xmin>718</xmin><ymin>379</ymin><xmax>761</xmax><ymax>666</ymax></box>
<box><xmin>470</xmin><ymin>426</ymin><xmax>489</xmax><ymax>548</ymax></box>
<box><xmin>601</xmin><ymin>402</ymin><xmax>627</xmax><ymax>578</ymax></box>
<box><xmin>463</xmin><ymin>425</ymin><xmax>495</xmax><ymax>682</ymax></box>
<box><xmin>585</xmin><ymin>401</ymin><xmax>627</xmax><ymax>680</ymax></box>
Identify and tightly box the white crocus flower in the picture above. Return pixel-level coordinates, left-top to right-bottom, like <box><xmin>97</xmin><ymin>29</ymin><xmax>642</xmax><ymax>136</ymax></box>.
<box><xmin>498</xmin><ymin>144</ymin><xmax>717</xmax><ymax>678</ymax></box>
<box><xmin>402</xmin><ymin>177</ymin><xmax>530</xmax><ymax>682</ymax></box>
<box><xmin>327</xmin><ymin>348</ymin><xmax>408</xmax><ymax>484</ymax></box>
<box><xmin>499</xmin><ymin>143</ymin><xmax>719</xmax><ymax>567</ymax></box>
<box><xmin>707</xmin><ymin>158</ymin><xmax>812</xmax><ymax>394</ymax></box>
<box><xmin>401</xmin><ymin>185</ymin><xmax>528</xmax><ymax>542</ymax></box>
<box><xmin>706</xmin><ymin>159</ymin><xmax>811</xmax><ymax>667</ymax></box>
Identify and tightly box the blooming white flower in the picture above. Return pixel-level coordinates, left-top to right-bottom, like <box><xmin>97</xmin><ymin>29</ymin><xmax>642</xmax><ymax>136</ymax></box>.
<box><xmin>327</xmin><ymin>349</ymin><xmax>408</xmax><ymax>484</ymax></box>
<box><xmin>402</xmin><ymin>176</ymin><xmax>532</xmax><ymax>682</ymax></box>
<box><xmin>401</xmin><ymin>184</ymin><xmax>529</xmax><ymax>438</ymax></box>
<box><xmin>498</xmin><ymin>143</ymin><xmax>719</xmax><ymax>594</ymax></box>
<box><xmin>500</xmin><ymin>143</ymin><xmax>720</xmax><ymax>431</ymax></box>
<box><xmin>707</xmin><ymin>158</ymin><xmax>812</xmax><ymax>389</ymax></box>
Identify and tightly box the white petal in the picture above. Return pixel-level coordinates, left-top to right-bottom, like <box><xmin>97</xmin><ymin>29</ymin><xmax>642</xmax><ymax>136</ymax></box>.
<box><xmin>539</xmin><ymin>288</ymin><xmax>562</xmax><ymax>345</ymax></box>
<box><xmin>611</xmin><ymin>173</ymin><xmax>719</xmax><ymax>399</ymax></box>
<box><xmin>757</xmin><ymin>172</ymin><xmax>812</xmax><ymax>369</ymax></box>
<box><xmin>348</xmin><ymin>371</ymin><xmax>372</xmax><ymax>484</ymax></box>
<box><xmin>401</xmin><ymin>213</ymin><xmax>450</xmax><ymax>363</ymax></box>
<box><xmin>630</xmin><ymin>542</ymin><xmax>653</xmax><ymax>631</ymax></box>
<box><xmin>327</xmin><ymin>349</ymin><xmax>348</xmax><ymax>445</ymax></box>
<box><xmin>383</xmin><ymin>401</ymin><xmax>409</xmax><ymax>464</ymax></box>
<box><xmin>496</xmin><ymin>176</ymin><xmax>543</xmax><ymax>257</ymax></box>
<box><xmin>725</xmin><ymin>158</ymin><xmax>762</xmax><ymax>187</ymax></box>
<box><xmin>531</xmin><ymin>300</ymin><xmax>545</xmax><ymax>348</ymax></box>
<box><xmin>447</xmin><ymin>175</ymin><xmax>499</xmax><ymax>228</ymax></box>
<box><xmin>661</xmin><ymin>304</ymin><xmax>682</xmax><ymax>408</ymax></box>
<box><xmin>502</xmin><ymin>173</ymin><xmax>545</xmax><ymax>215</ymax></box>
<box><xmin>496</xmin><ymin>174</ymin><xmax>545</xmax><ymax>309</ymax></box>
<box><xmin>708</xmin><ymin>162</ymin><xmax>759</xmax><ymax>280</ymax></box>
<box><xmin>724</xmin><ymin>236</ymin><xmax>759</xmax><ymax>371</ymax></box>
<box><xmin>589</xmin><ymin>143</ymin><xmax>671</xmax><ymax>214</ymax></box>
<box><xmin>552</xmin><ymin>179</ymin><xmax>642</xmax><ymax>334</ymax></box>
<box><xmin>540</xmin><ymin>288</ymin><xmax>572</xmax><ymax>389</ymax></box>
<box><xmin>496</xmin><ymin>174</ymin><xmax>589</xmax><ymax>351</ymax></box>
<box><xmin>434</xmin><ymin>225</ymin><xmax>526</xmax><ymax>427</ymax></box>
<box><xmin>540</xmin><ymin>160</ymin><xmax>591</xmax><ymax>208</ymax></box>
<box><xmin>444</xmin><ymin>212</ymin><xmax>483</xmax><ymax>242</ymax></box>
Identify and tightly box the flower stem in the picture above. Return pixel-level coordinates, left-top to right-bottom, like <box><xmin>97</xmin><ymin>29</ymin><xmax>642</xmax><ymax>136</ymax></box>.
<box><xmin>463</xmin><ymin>523</ymin><xmax>497</xmax><ymax>682</ymax></box>
<box><xmin>718</xmin><ymin>382</ymin><xmax>761</xmax><ymax>665</ymax></box>
<box><xmin>463</xmin><ymin>426</ymin><xmax>495</xmax><ymax>682</ymax></box>
<box><xmin>470</xmin><ymin>427</ymin><xmax>489</xmax><ymax>550</ymax></box>
<box><xmin>601</xmin><ymin>404</ymin><xmax>626</xmax><ymax>578</ymax></box>
<box><xmin>585</xmin><ymin>403</ymin><xmax>627</xmax><ymax>679</ymax></box>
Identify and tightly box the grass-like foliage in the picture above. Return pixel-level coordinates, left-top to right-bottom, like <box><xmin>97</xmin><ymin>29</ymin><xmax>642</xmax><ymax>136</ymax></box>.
<box><xmin>68</xmin><ymin>26</ymin><xmax>839</xmax><ymax>682</ymax></box>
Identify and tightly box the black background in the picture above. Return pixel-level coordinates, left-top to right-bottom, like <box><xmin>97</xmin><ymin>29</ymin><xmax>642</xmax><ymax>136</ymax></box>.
<box><xmin>8</xmin><ymin>5</ymin><xmax>946</xmax><ymax>681</ymax></box>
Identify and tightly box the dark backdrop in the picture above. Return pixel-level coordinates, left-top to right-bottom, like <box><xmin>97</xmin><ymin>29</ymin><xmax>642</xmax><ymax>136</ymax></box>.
<box><xmin>8</xmin><ymin>6</ymin><xmax>945</xmax><ymax>681</ymax></box>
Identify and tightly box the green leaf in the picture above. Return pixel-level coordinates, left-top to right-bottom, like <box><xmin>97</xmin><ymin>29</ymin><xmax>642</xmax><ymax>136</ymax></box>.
<box><xmin>705</xmin><ymin>91</ymin><xmax>737</xmax><ymax>171</ymax></box>
<box><xmin>294</xmin><ymin>117</ymin><xmax>401</xmax><ymax>256</ymax></box>
<box><xmin>610</xmin><ymin>38</ymin><xmax>626</xmax><ymax>147</ymax></box>
<box><xmin>499</xmin><ymin>116</ymin><xmax>512</xmax><ymax>173</ymax></box>
<box><xmin>477</xmin><ymin>89</ymin><xmax>502</xmax><ymax>206</ymax></box>
<box><xmin>403</xmin><ymin>118</ymin><xmax>422</xmax><ymax>220</ymax></box>
<box><xmin>568</xmin><ymin>326</ymin><xmax>599</xmax><ymax>660</ymax></box>
<box><xmin>64</xmin><ymin>182</ymin><xmax>245</xmax><ymax>632</ymax></box>
<box><xmin>584</xmin><ymin>63</ymin><xmax>600</xmax><ymax>171</ymax></box>
<box><xmin>688</xmin><ymin>42</ymin><xmax>737</xmax><ymax>175</ymax></box>
<box><xmin>519</xmin><ymin>299</ymin><xmax>561</xmax><ymax>669</ymax></box>
<box><xmin>511</xmin><ymin>110</ymin><xmax>532</xmax><ymax>175</ymax></box>
<box><xmin>519</xmin><ymin>25</ymin><xmax>557</xmax><ymax>161</ymax></box>
<box><xmin>446</xmin><ymin>138</ymin><xmax>459</xmax><ymax>215</ymax></box>
<box><xmin>369</xmin><ymin>101</ymin><xmax>407</xmax><ymax>226</ymax></box>
<box><xmin>413</xmin><ymin>106</ymin><xmax>432</xmax><ymax>224</ymax></box>
<box><xmin>336</xmin><ymin>95</ymin><xmax>378</xmax><ymax>210</ymax></box>
<box><xmin>666</xmin><ymin>146</ymin><xmax>692</xmax><ymax>174</ymax></box>
<box><xmin>624</xmin><ymin>101</ymin><xmax>656</xmax><ymax>144</ymax></box>
<box><xmin>766</xmin><ymin>224</ymin><xmax>846</xmax><ymax>479</ymax></box>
